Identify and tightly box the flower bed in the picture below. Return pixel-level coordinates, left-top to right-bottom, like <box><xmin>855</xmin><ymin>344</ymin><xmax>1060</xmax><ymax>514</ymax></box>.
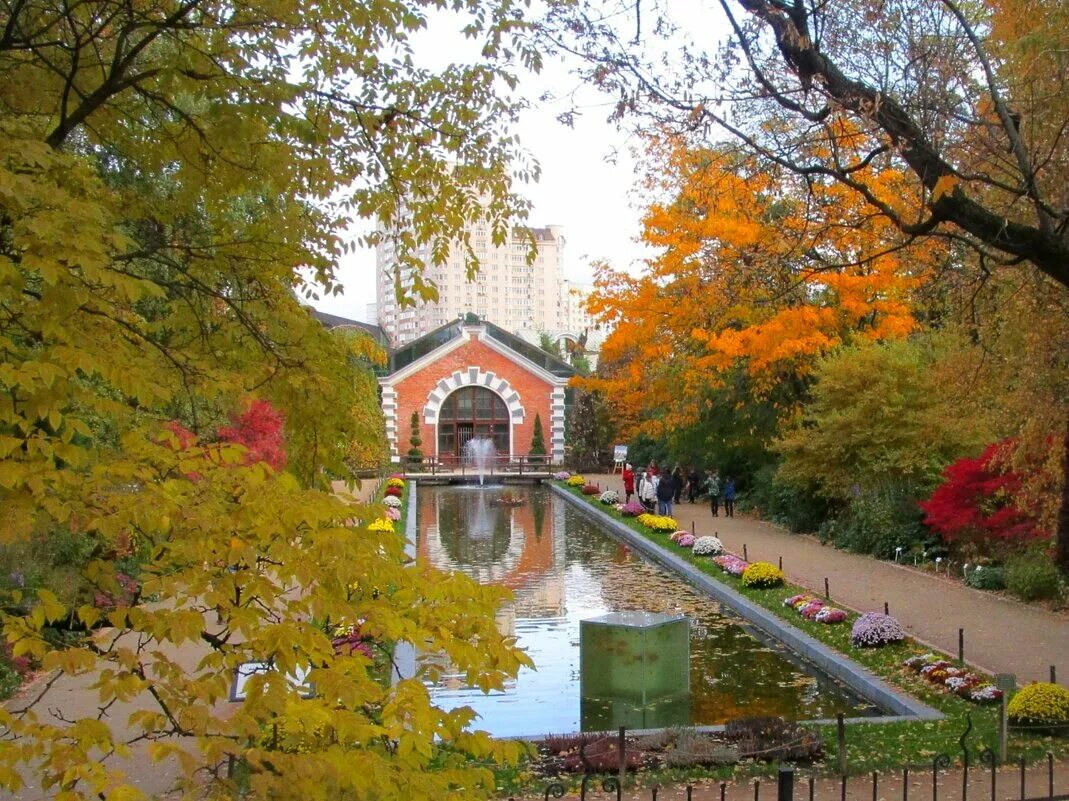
<box><xmin>367</xmin><ymin>518</ymin><xmax>395</xmax><ymax>533</ymax></box>
<box><xmin>385</xmin><ymin>507</ymin><xmax>401</xmax><ymax>521</ymax></box>
<box><xmin>636</xmin><ymin>513</ymin><xmax>677</xmax><ymax>531</ymax></box>
<box><xmin>852</xmin><ymin>613</ymin><xmax>905</xmax><ymax>648</ymax></box>
<box><xmin>581</xmin><ymin>483</ymin><xmax>601</xmax><ymax>495</ymax></box>
<box><xmin>566</xmin><ymin>475</ymin><xmax>586</xmax><ymax>487</ymax></box>
<box><xmin>386</xmin><ymin>477</ymin><xmax>405</xmax><ymax>489</ymax></box>
<box><xmin>782</xmin><ymin>594</ymin><xmax>846</xmax><ymax>624</ymax></box>
<box><xmin>599</xmin><ymin>489</ymin><xmax>619</xmax><ymax>504</ymax></box>
<box><xmin>712</xmin><ymin>554</ymin><xmax>749</xmax><ymax>576</ymax></box>
<box><xmin>741</xmin><ymin>561</ymin><xmax>785</xmax><ymax>588</ymax></box>
<box><xmin>553</xmin><ymin>471</ymin><xmax>571</xmax><ymax>481</ymax></box>
<box><xmin>620</xmin><ymin>500</ymin><xmax>646</xmax><ymax>517</ymax></box>
<box><xmin>1007</xmin><ymin>682</ymin><xmax>1069</xmax><ymax>727</ymax></box>
<box><xmin>384</xmin><ymin>486</ymin><xmax>403</xmax><ymax>497</ymax></box>
<box><xmin>691</xmin><ymin>535</ymin><xmax>724</xmax><ymax>556</ymax></box>
<box><xmin>548</xmin><ymin>481</ymin><xmax>1036</xmax><ymax>774</ymax></box>
<box><xmin>383</xmin><ymin>495</ymin><xmax>402</xmax><ymax>508</ymax></box>
<box><xmin>903</xmin><ymin>653</ymin><xmax>1004</xmax><ymax>705</ymax></box>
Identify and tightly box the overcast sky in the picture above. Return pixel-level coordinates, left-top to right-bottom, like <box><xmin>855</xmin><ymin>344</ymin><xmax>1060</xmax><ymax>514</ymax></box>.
<box><xmin>308</xmin><ymin>2</ymin><xmax>727</xmax><ymax>323</ymax></box>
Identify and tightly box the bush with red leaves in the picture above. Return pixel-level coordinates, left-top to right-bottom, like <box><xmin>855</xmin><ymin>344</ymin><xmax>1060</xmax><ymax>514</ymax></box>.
<box><xmin>218</xmin><ymin>399</ymin><xmax>286</xmax><ymax>471</ymax></box>
<box><xmin>919</xmin><ymin>440</ymin><xmax>1047</xmax><ymax>551</ymax></box>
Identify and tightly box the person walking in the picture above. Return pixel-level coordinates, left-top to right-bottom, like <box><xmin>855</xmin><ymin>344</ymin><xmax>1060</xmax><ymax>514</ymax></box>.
<box><xmin>622</xmin><ymin>463</ymin><xmax>635</xmax><ymax>504</ymax></box>
<box><xmin>686</xmin><ymin>467</ymin><xmax>701</xmax><ymax>503</ymax></box>
<box><xmin>723</xmin><ymin>477</ymin><xmax>737</xmax><ymax>518</ymax></box>
<box><xmin>671</xmin><ymin>466</ymin><xmax>684</xmax><ymax>505</ymax></box>
<box><xmin>639</xmin><ymin>468</ymin><xmax>658</xmax><ymax>512</ymax></box>
<box><xmin>705</xmin><ymin>470</ymin><xmax>721</xmax><ymax>517</ymax></box>
<box><xmin>656</xmin><ymin>469</ymin><xmax>676</xmax><ymax>516</ymax></box>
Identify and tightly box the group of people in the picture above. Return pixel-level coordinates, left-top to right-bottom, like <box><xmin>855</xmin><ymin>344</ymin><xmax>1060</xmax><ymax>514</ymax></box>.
<box><xmin>621</xmin><ymin>462</ymin><xmax>736</xmax><ymax>518</ymax></box>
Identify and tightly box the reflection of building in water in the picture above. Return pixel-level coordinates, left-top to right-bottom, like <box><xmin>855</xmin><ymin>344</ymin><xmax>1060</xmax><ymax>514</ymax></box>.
<box><xmin>419</xmin><ymin>489</ymin><xmax>566</xmax><ymax>619</ymax></box>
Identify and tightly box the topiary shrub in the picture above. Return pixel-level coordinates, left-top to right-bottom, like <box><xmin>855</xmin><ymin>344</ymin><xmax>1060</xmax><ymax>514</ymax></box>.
<box><xmin>1008</xmin><ymin>683</ymin><xmax>1069</xmax><ymax>729</ymax></box>
<box><xmin>529</xmin><ymin>414</ymin><xmax>547</xmax><ymax>461</ymax></box>
<box><xmin>406</xmin><ymin>411</ymin><xmax>423</xmax><ymax>465</ymax></box>
<box><xmin>965</xmin><ymin>566</ymin><xmax>1007</xmax><ymax>591</ymax></box>
<box><xmin>1006</xmin><ymin>552</ymin><xmax>1062</xmax><ymax>601</ymax></box>
<box><xmin>741</xmin><ymin>562</ymin><xmax>784</xmax><ymax>588</ymax></box>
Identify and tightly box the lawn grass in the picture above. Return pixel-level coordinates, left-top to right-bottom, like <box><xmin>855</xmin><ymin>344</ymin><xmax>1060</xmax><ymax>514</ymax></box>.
<box><xmin>552</xmin><ymin>483</ymin><xmax>1068</xmax><ymax>776</ymax></box>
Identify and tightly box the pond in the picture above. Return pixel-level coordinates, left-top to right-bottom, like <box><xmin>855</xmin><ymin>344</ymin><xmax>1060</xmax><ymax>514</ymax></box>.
<box><xmin>416</xmin><ymin>485</ymin><xmax>878</xmax><ymax>738</ymax></box>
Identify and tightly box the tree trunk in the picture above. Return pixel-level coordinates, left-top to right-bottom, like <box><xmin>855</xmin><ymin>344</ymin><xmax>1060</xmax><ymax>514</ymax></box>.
<box><xmin>1056</xmin><ymin>410</ymin><xmax>1069</xmax><ymax>574</ymax></box>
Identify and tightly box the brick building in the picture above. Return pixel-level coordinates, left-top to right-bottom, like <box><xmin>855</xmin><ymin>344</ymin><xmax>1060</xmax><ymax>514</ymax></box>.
<box><xmin>379</xmin><ymin>316</ymin><xmax>574</xmax><ymax>464</ymax></box>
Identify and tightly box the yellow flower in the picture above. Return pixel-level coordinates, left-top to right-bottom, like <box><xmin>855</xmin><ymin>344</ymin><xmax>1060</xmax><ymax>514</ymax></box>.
<box><xmin>386</xmin><ymin>477</ymin><xmax>405</xmax><ymax>489</ymax></box>
<box><xmin>566</xmin><ymin>475</ymin><xmax>586</xmax><ymax>487</ymax></box>
<box><xmin>1008</xmin><ymin>683</ymin><xmax>1069</xmax><ymax>725</ymax></box>
<box><xmin>367</xmin><ymin>518</ymin><xmax>395</xmax><ymax>533</ymax></box>
<box><xmin>741</xmin><ymin>561</ymin><xmax>785</xmax><ymax>588</ymax></box>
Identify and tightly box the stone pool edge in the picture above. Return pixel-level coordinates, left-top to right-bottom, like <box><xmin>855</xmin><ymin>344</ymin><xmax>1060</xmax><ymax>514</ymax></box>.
<box><xmin>549</xmin><ymin>483</ymin><xmax>943</xmax><ymax>723</ymax></box>
<box><xmin>390</xmin><ymin>481</ymin><xmax>418</xmax><ymax>686</ymax></box>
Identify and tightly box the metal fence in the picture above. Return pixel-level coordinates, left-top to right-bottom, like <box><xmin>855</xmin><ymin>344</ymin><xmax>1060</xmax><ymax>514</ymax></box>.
<box><xmin>532</xmin><ymin>753</ymin><xmax>1064</xmax><ymax>801</ymax></box>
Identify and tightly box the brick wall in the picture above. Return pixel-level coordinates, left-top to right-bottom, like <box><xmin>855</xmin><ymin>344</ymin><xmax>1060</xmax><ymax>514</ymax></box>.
<box><xmin>389</xmin><ymin>337</ymin><xmax>557</xmax><ymax>460</ymax></box>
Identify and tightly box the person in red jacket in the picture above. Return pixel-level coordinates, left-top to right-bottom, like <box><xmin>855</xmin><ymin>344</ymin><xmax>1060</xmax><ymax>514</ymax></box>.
<box><xmin>622</xmin><ymin>463</ymin><xmax>635</xmax><ymax>503</ymax></box>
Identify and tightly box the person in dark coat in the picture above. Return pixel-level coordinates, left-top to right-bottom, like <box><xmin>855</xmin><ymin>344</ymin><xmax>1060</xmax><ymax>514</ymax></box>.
<box><xmin>723</xmin><ymin>477</ymin><xmax>737</xmax><ymax>518</ymax></box>
<box><xmin>656</xmin><ymin>470</ymin><xmax>676</xmax><ymax>516</ymax></box>
<box><xmin>671</xmin><ymin>466</ymin><xmax>684</xmax><ymax>505</ymax></box>
<box><xmin>686</xmin><ymin>467</ymin><xmax>701</xmax><ymax>503</ymax></box>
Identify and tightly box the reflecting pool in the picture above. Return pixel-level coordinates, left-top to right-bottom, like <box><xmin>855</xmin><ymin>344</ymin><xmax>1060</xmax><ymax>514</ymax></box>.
<box><xmin>417</xmin><ymin>485</ymin><xmax>876</xmax><ymax>738</ymax></box>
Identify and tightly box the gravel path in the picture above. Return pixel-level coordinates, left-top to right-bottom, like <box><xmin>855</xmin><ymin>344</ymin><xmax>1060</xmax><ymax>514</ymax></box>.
<box><xmin>588</xmin><ymin>474</ymin><xmax>1069</xmax><ymax>685</ymax></box>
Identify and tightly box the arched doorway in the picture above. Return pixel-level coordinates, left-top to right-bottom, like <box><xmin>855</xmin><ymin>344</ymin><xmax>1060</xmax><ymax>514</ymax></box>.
<box><xmin>437</xmin><ymin>386</ymin><xmax>511</xmax><ymax>460</ymax></box>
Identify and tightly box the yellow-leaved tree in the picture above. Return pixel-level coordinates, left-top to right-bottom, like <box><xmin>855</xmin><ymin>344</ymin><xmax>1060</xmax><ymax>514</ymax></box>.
<box><xmin>0</xmin><ymin>0</ymin><xmax>536</xmax><ymax>797</ymax></box>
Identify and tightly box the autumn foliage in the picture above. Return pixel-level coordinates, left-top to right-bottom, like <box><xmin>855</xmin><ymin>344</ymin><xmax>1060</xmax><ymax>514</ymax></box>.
<box><xmin>920</xmin><ymin>441</ymin><xmax>1049</xmax><ymax>550</ymax></box>
<box><xmin>584</xmin><ymin>135</ymin><xmax>935</xmax><ymax>440</ymax></box>
<box><xmin>217</xmin><ymin>399</ymin><xmax>287</xmax><ymax>471</ymax></box>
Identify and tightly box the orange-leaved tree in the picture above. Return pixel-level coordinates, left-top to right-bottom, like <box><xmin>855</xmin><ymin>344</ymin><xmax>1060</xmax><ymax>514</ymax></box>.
<box><xmin>583</xmin><ymin>135</ymin><xmax>937</xmax><ymax>442</ymax></box>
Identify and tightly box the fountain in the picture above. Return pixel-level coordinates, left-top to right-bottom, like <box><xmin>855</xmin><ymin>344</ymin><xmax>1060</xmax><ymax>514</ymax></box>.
<box><xmin>463</xmin><ymin>437</ymin><xmax>496</xmax><ymax>485</ymax></box>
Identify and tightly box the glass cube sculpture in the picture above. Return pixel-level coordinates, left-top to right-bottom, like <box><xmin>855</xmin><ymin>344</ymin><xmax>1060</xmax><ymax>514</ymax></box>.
<box><xmin>580</xmin><ymin>611</ymin><xmax>690</xmax><ymax>729</ymax></box>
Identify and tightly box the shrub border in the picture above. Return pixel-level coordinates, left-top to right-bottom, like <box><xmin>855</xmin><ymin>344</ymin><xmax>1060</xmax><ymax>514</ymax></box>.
<box><xmin>549</xmin><ymin>483</ymin><xmax>942</xmax><ymax>722</ymax></box>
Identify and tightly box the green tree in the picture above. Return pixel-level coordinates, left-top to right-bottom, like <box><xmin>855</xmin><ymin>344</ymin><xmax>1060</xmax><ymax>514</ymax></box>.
<box><xmin>538</xmin><ymin>332</ymin><xmax>561</xmax><ymax>358</ymax></box>
<box><xmin>0</xmin><ymin>0</ymin><xmax>538</xmax><ymax>796</ymax></box>
<box><xmin>529</xmin><ymin>413</ymin><xmax>546</xmax><ymax>460</ymax></box>
<box><xmin>566</xmin><ymin>390</ymin><xmax>613</xmax><ymax>469</ymax></box>
<box><xmin>777</xmin><ymin>338</ymin><xmax>990</xmax><ymax>499</ymax></box>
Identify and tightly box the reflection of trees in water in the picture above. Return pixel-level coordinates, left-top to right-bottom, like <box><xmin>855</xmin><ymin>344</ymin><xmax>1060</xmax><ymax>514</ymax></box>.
<box><xmin>531</xmin><ymin>490</ymin><xmax>546</xmax><ymax>540</ymax></box>
<box><xmin>435</xmin><ymin>492</ymin><xmax>512</xmax><ymax>566</ymax></box>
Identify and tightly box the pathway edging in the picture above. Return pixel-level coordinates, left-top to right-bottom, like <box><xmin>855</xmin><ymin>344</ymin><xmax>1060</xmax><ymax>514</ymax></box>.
<box><xmin>550</xmin><ymin>483</ymin><xmax>943</xmax><ymax>722</ymax></box>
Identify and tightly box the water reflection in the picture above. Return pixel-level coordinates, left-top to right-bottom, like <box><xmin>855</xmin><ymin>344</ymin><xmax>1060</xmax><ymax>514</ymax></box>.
<box><xmin>418</xmin><ymin>485</ymin><xmax>873</xmax><ymax>738</ymax></box>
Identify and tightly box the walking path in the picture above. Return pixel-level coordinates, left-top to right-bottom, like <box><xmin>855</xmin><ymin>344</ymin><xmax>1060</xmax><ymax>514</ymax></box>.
<box><xmin>588</xmin><ymin>474</ymin><xmax>1069</xmax><ymax>685</ymax></box>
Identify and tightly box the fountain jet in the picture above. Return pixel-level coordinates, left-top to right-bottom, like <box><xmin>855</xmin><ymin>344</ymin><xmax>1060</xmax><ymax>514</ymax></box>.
<box><xmin>463</xmin><ymin>437</ymin><xmax>496</xmax><ymax>485</ymax></box>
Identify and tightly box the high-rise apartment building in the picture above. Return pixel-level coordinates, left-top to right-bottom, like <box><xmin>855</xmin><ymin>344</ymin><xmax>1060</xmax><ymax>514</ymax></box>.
<box><xmin>376</xmin><ymin>221</ymin><xmax>565</xmax><ymax>345</ymax></box>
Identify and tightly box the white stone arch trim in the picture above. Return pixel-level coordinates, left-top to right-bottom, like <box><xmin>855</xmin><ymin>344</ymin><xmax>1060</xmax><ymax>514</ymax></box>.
<box><xmin>422</xmin><ymin>367</ymin><xmax>526</xmax><ymax>425</ymax></box>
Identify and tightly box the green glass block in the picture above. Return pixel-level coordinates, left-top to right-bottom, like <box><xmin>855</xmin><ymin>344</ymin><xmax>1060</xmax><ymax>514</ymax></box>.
<box><xmin>580</xmin><ymin>612</ymin><xmax>690</xmax><ymax>709</ymax></box>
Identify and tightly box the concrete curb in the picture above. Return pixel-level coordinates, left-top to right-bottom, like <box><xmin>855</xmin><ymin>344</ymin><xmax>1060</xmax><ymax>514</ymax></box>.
<box><xmin>391</xmin><ymin>481</ymin><xmax>418</xmax><ymax>685</ymax></box>
<box><xmin>550</xmin><ymin>484</ymin><xmax>943</xmax><ymax>722</ymax></box>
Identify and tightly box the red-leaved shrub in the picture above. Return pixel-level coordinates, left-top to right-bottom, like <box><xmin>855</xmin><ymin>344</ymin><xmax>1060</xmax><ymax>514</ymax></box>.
<box><xmin>919</xmin><ymin>440</ymin><xmax>1047</xmax><ymax>551</ymax></box>
<box><xmin>218</xmin><ymin>399</ymin><xmax>287</xmax><ymax>471</ymax></box>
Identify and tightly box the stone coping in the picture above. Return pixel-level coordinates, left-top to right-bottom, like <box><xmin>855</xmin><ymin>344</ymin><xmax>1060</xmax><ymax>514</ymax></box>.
<box><xmin>391</xmin><ymin>481</ymin><xmax>418</xmax><ymax>686</ymax></box>
<box><xmin>549</xmin><ymin>483</ymin><xmax>943</xmax><ymax>723</ymax></box>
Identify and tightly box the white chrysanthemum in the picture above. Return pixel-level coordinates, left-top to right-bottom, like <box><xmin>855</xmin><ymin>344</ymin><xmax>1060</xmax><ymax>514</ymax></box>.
<box><xmin>691</xmin><ymin>536</ymin><xmax>724</xmax><ymax>556</ymax></box>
